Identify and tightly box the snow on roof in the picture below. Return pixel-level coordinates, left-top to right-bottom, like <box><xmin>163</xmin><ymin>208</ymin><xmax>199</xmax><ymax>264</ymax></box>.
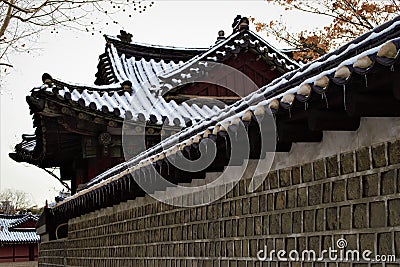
<box><xmin>105</xmin><ymin>35</ymin><xmax>209</xmax><ymax>51</ymax></box>
<box><xmin>159</xmin><ymin>30</ymin><xmax>300</xmax><ymax>86</ymax></box>
<box><xmin>0</xmin><ymin>214</ymin><xmax>39</xmax><ymax>244</ymax></box>
<box><xmin>38</xmin><ymin>76</ymin><xmax>225</xmax><ymax>127</ymax></box>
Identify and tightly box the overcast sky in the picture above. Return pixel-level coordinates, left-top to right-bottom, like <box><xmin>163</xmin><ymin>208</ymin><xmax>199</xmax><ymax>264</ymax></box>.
<box><xmin>0</xmin><ymin>1</ymin><xmax>330</xmax><ymax>206</ymax></box>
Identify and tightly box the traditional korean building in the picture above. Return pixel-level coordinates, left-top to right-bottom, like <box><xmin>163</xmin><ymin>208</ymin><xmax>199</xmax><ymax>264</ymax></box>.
<box><xmin>0</xmin><ymin>214</ymin><xmax>39</xmax><ymax>263</ymax></box>
<box><xmin>10</xmin><ymin>16</ymin><xmax>298</xmax><ymax>194</ymax></box>
<box><xmin>10</xmin><ymin>16</ymin><xmax>400</xmax><ymax>266</ymax></box>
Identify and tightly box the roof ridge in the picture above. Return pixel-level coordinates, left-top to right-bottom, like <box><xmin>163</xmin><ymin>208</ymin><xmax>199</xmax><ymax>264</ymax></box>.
<box><xmin>105</xmin><ymin>34</ymin><xmax>210</xmax><ymax>51</ymax></box>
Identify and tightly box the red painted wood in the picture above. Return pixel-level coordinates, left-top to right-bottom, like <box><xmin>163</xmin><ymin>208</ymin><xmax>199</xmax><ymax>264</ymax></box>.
<box><xmin>0</xmin><ymin>244</ymin><xmax>38</xmax><ymax>263</ymax></box>
<box><xmin>175</xmin><ymin>52</ymin><xmax>281</xmax><ymax>98</ymax></box>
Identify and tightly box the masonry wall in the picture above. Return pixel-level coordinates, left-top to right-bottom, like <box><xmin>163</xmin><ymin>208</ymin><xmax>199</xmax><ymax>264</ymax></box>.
<box><xmin>38</xmin><ymin>119</ymin><xmax>400</xmax><ymax>266</ymax></box>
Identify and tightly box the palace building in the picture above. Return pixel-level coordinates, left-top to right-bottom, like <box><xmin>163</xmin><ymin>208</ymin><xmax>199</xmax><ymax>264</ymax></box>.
<box><xmin>10</xmin><ymin>16</ymin><xmax>400</xmax><ymax>266</ymax></box>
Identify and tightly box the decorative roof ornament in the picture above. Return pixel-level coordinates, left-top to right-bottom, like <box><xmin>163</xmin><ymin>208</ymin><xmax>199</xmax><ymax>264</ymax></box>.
<box><xmin>121</xmin><ymin>80</ymin><xmax>133</xmax><ymax>92</ymax></box>
<box><xmin>232</xmin><ymin>15</ymin><xmax>249</xmax><ymax>33</ymax></box>
<box><xmin>216</xmin><ymin>30</ymin><xmax>226</xmax><ymax>43</ymax></box>
<box><xmin>41</xmin><ymin>73</ymin><xmax>53</xmax><ymax>86</ymax></box>
<box><xmin>117</xmin><ymin>30</ymin><xmax>133</xmax><ymax>43</ymax></box>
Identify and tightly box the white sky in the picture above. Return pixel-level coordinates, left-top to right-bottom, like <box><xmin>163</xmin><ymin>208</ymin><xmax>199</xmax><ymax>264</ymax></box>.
<box><xmin>0</xmin><ymin>1</ymin><xmax>330</xmax><ymax>206</ymax></box>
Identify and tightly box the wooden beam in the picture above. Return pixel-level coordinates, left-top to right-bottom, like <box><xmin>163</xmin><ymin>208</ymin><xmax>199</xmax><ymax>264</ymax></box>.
<box><xmin>307</xmin><ymin>110</ymin><xmax>360</xmax><ymax>131</ymax></box>
<box><xmin>346</xmin><ymin>91</ymin><xmax>400</xmax><ymax>117</ymax></box>
<box><xmin>277</xmin><ymin>120</ymin><xmax>323</xmax><ymax>143</ymax></box>
<box><xmin>165</xmin><ymin>94</ymin><xmax>242</xmax><ymax>101</ymax></box>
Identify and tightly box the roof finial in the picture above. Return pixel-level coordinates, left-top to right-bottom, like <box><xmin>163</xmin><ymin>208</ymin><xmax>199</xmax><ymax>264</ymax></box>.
<box><xmin>117</xmin><ymin>30</ymin><xmax>133</xmax><ymax>43</ymax></box>
<box><xmin>121</xmin><ymin>80</ymin><xmax>133</xmax><ymax>92</ymax></box>
<box><xmin>232</xmin><ymin>15</ymin><xmax>249</xmax><ymax>33</ymax></box>
<box><xmin>42</xmin><ymin>73</ymin><xmax>53</xmax><ymax>86</ymax></box>
<box><xmin>216</xmin><ymin>30</ymin><xmax>225</xmax><ymax>43</ymax></box>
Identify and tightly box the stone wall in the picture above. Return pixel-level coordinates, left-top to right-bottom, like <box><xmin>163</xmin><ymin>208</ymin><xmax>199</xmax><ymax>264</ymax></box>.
<box><xmin>38</xmin><ymin>138</ymin><xmax>400</xmax><ymax>266</ymax></box>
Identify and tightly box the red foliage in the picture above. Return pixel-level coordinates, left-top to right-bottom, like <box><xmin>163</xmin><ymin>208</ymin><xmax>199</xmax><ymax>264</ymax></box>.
<box><xmin>253</xmin><ymin>0</ymin><xmax>400</xmax><ymax>62</ymax></box>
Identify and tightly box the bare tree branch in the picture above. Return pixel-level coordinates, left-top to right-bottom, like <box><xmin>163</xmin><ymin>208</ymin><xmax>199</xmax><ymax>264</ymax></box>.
<box><xmin>0</xmin><ymin>0</ymin><xmax>154</xmax><ymax>70</ymax></box>
<box><xmin>0</xmin><ymin>0</ymin><xmax>13</xmax><ymax>37</ymax></box>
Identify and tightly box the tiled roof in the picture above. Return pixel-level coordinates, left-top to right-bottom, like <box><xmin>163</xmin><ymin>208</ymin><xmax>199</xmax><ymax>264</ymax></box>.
<box><xmin>95</xmin><ymin>34</ymin><xmax>208</xmax><ymax>85</ymax></box>
<box><xmin>59</xmin><ymin>16</ymin><xmax>400</xmax><ymax>200</ymax></box>
<box><xmin>35</xmin><ymin>76</ymin><xmax>225</xmax><ymax>127</ymax></box>
<box><xmin>0</xmin><ymin>215</ymin><xmax>39</xmax><ymax>244</ymax></box>
<box><xmin>159</xmin><ymin>30</ymin><xmax>300</xmax><ymax>93</ymax></box>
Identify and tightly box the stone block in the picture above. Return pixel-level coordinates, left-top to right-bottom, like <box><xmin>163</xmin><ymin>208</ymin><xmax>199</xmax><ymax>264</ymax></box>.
<box><xmin>242</xmin><ymin>198</ymin><xmax>250</xmax><ymax>215</ymax></box>
<box><xmin>275</xmin><ymin>192</ymin><xmax>286</xmax><ymax>210</ymax></box>
<box><xmin>302</xmin><ymin>163</ymin><xmax>313</xmax><ymax>182</ymax></box>
<box><xmin>223</xmin><ymin>202</ymin><xmax>230</xmax><ymax>217</ymax></box>
<box><xmin>398</xmin><ymin>171</ymin><xmax>400</xmax><ymax>193</ymax></box>
<box><xmin>339</xmin><ymin>206</ymin><xmax>351</xmax><ymax>230</ymax></box>
<box><xmin>242</xmin><ymin>239</ymin><xmax>249</xmax><ymax>257</ymax></box>
<box><xmin>388</xmin><ymin>199</ymin><xmax>400</xmax><ymax>226</ymax></box>
<box><xmin>281</xmin><ymin>213</ymin><xmax>292</xmax><ymax>234</ymax></box>
<box><xmin>269</xmin><ymin>171</ymin><xmax>279</xmax><ymax>189</ymax></box>
<box><xmin>322</xmin><ymin>235</ymin><xmax>332</xmax><ymax>251</ymax></box>
<box><xmin>378</xmin><ymin>232</ymin><xmax>393</xmax><ymax>255</ymax></box>
<box><xmin>388</xmin><ymin>140</ymin><xmax>400</xmax><ymax>165</ymax></box>
<box><xmin>273</xmin><ymin>238</ymin><xmax>283</xmax><ymax>253</ymax></box>
<box><xmin>356</xmin><ymin>147</ymin><xmax>371</xmax><ymax>172</ymax></box>
<box><xmin>251</xmin><ymin>196</ymin><xmax>259</xmax><ymax>214</ymax></box>
<box><xmin>254</xmin><ymin>216</ymin><xmax>262</xmax><ymax>235</ymax></box>
<box><xmin>395</xmin><ymin>232</ymin><xmax>400</xmax><ymax>257</ymax></box>
<box><xmin>347</xmin><ymin>177</ymin><xmax>361</xmax><ymax>200</ymax></box>
<box><xmin>314</xmin><ymin>208</ymin><xmax>324</xmax><ymax>232</ymax></box>
<box><xmin>292</xmin><ymin>166</ymin><xmax>301</xmax><ymax>184</ymax></box>
<box><xmin>323</xmin><ymin>183</ymin><xmax>331</xmax><ymax>203</ymax></box>
<box><xmin>314</xmin><ymin>159</ymin><xmax>326</xmax><ymax>180</ymax></box>
<box><xmin>279</xmin><ymin>168</ymin><xmax>291</xmax><ymax>187</ymax></box>
<box><xmin>267</xmin><ymin>193</ymin><xmax>274</xmax><ymax>211</ymax></box>
<box><xmin>326</xmin><ymin>207</ymin><xmax>337</xmax><ymax>230</ymax></box>
<box><xmin>340</xmin><ymin>152</ymin><xmax>354</xmax><ymax>174</ymax></box>
<box><xmin>270</xmin><ymin>214</ymin><xmax>281</xmax><ymax>234</ymax></box>
<box><xmin>246</xmin><ymin>217</ymin><xmax>254</xmax><ymax>236</ymax></box>
<box><xmin>332</xmin><ymin>180</ymin><xmax>346</xmax><ymax>202</ymax></box>
<box><xmin>360</xmin><ymin>233</ymin><xmax>375</xmax><ymax>253</ymax></box>
<box><xmin>262</xmin><ymin>215</ymin><xmax>269</xmax><ymax>235</ymax></box>
<box><xmin>381</xmin><ymin>170</ymin><xmax>396</xmax><ymax>195</ymax></box>
<box><xmin>259</xmin><ymin>194</ymin><xmax>266</xmax><ymax>212</ymax></box>
<box><xmin>353</xmin><ymin>203</ymin><xmax>367</xmax><ymax>229</ymax></box>
<box><xmin>362</xmin><ymin>174</ymin><xmax>379</xmax><ymax>197</ymax></box>
<box><xmin>232</xmin><ymin>219</ymin><xmax>238</xmax><ymax>237</ymax></box>
<box><xmin>238</xmin><ymin>218</ymin><xmax>246</xmax><ymax>237</ymax></box>
<box><xmin>344</xmin><ymin>234</ymin><xmax>358</xmax><ymax>250</ymax></box>
<box><xmin>304</xmin><ymin>210</ymin><xmax>315</xmax><ymax>232</ymax></box>
<box><xmin>287</xmin><ymin>189</ymin><xmax>296</xmax><ymax>208</ymax></box>
<box><xmin>297</xmin><ymin>187</ymin><xmax>307</xmax><ymax>207</ymax></box>
<box><xmin>372</xmin><ymin>143</ymin><xmax>387</xmax><ymax>168</ymax></box>
<box><xmin>225</xmin><ymin>220</ymin><xmax>232</xmax><ymax>238</ymax></box>
<box><xmin>370</xmin><ymin>201</ymin><xmax>386</xmax><ymax>228</ymax></box>
<box><xmin>292</xmin><ymin>211</ymin><xmax>302</xmax><ymax>233</ymax></box>
<box><xmin>286</xmin><ymin>237</ymin><xmax>296</xmax><ymax>252</ymax></box>
<box><xmin>326</xmin><ymin>155</ymin><xmax>339</xmax><ymax>178</ymax></box>
<box><xmin>309</xmin><ymin>184</ymin><xmax>322</xmax><ymax>206</ymax></box>
<box><xmin>308</xmin><ymin>236</ymin><xmax>320</xmax><ymax>252</ymax></box>
<box><xmin>234</xmin><ymin>240</ymin><xmax>242</xmax><ymax>257</ymax></box>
